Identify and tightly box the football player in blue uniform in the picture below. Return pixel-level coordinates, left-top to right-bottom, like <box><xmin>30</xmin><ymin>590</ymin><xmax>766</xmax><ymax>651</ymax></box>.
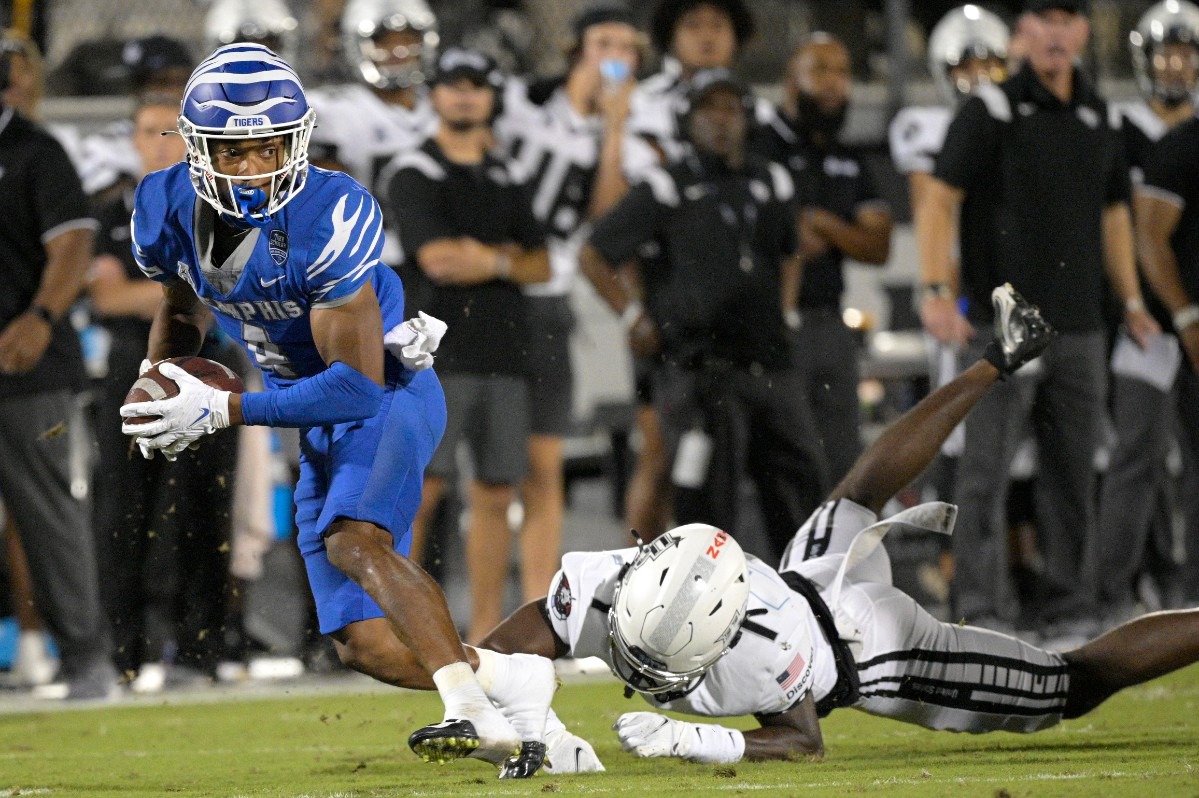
<box><xmin>118</xmin><ymin>43</ymin><xmax>555</xmax><ymax>776</ymax></box>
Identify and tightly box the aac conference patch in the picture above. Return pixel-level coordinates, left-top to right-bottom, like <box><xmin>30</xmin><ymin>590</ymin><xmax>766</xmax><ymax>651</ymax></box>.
<box><xmin>269</xmin><ymin>228</ymin><xmax>289</xmax><ymax>265</ymax></box>
<box><xmin>552</xmin><ymin>574</ymin><xmax>573</xmax><ymax>620</ymax></box>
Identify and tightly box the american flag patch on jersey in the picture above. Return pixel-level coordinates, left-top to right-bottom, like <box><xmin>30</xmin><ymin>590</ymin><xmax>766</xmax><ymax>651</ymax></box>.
<box><xmin>776</xmin><ymin>652</ymin><xmax>807</xmax><ymax>692</ymax></box>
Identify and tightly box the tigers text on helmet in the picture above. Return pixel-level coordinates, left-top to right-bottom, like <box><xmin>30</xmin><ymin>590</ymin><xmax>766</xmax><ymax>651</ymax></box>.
<box><xmin>608</xmin><ymin>524</ymin><xmax>750</xmax><ymax>701</ymax></box>
<box><xmin>204</xmin><ymin>0</ymin><xmax>300</xmax><ymax>63</ymax></box>
<box><xmin>1130</xmin><ymin>0</ymin><xmax>1199</xmax><ymax>107</ymax></box>
<box><xmin>928</xmin><ymin>5</ymin><xmax>1010</xmax><ymax>106</ymax></box>
<box><xmin>179</xmin><ymin>43</ymin><xmax>315</xmax><ymax>224</ymax></box>
<box><xmin>341</xmin><ymin>0</ymin><xmax>439</xmax><ymax>90</ymax></box>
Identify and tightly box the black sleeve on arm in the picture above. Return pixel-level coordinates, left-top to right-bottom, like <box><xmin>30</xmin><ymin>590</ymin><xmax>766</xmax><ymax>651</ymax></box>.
<box><xmin>1141</xmin><ymin>123</ymin><xmax>1199</xmax><ymax>203</ymax></box>
<box><xmin>933</xmin><ymin>95</ymin><xmax>1003</xmax><ymax>192</ymax></box>
<box><xmin>32</xmin><ymin>135</ymin><xmax>92</xmax><ymax>238</ymax></box>
<box><xmin>588</xmin><ymin>180</ymin><xmax>664</xmax><ymax>265</ymax></box>
<box><xmin>1105</xmin><ymin>125</ymin><xmax>1133</xmax><ymax>206</ymax></box>
<box><xmin>388</xmin><ymin>167</ymin><xmax>453</xmax><ymax>256</ymax></box>
<box><xmin>510</xmin><ymin>179</ymin><xmax>548</xmax><ymax>250</ymax></box>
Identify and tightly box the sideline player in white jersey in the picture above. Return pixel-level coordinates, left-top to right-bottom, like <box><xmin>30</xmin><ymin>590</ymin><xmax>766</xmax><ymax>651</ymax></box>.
<box><xmin>1096</xmin><ymin>0</ymin><xmax>1199</xmax><ymax>620</ymax></box>
<box><xmin>309</xmin><ymin>0</ymin><xmax>439</xmax><ymax>195</ymax></box>
<box><xmin>492</xmin><ymin>6</ymin><xmax>656</xmax><ymax>605</ymax></box>
<box><xmin>118</xmin><ymin>43</ymin><xmax>557</xmax><ymax>778</ymax></box>
<box><xmin>477</xmin><ymin>285</ymin><xmax>1199</xmax><ymax>769</ymax></box>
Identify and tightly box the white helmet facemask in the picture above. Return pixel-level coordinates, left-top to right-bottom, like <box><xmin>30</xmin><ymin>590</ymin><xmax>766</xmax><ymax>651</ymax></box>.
<box><xmin>179</xmin><ymin>43</ymin><xmax>315</xmax><ymax>226</ymax></box>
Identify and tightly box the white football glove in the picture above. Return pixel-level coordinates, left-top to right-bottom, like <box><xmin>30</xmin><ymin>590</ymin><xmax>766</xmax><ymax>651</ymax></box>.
<box><xmin>383</xmin><ymin>311</ymin><xmax>447</xmax><ymax>371</ymax></box>
<box><xmin>121</xmin><ymin>362</ymin><xmax>232</xmax><ymax>460</ymax></box>
<box><xmin>613</xmin><ymin>712</ymin><xmax>744</xmax><ymax>764</ymax></box>
<box><xmin>543</xmin><ymin>727</ymin><xmax>605</xmax><ymax>774</ymax></box>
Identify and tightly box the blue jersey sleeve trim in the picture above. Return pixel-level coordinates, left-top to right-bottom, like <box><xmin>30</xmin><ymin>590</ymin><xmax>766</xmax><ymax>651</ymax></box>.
<box><xmin>240</xmin><ymin>360</ymin><xmax>384</xmax><ymax>427</ymax></box>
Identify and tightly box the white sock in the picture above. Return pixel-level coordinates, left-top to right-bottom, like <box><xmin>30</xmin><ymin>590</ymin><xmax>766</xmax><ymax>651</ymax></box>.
<box><xmin>545</xmin><ymin>707</ymin><xmax>567</xmax><ymax>736</ymax></box>
<box><xmin>472</xmin><ymin>647</ymin><xmax>512</xmax><ymax>697</ymax></box>
<box><xmin>432</xmin><ymin>661</ymin><xmax>489</xmax><ymax>721</ymax></box>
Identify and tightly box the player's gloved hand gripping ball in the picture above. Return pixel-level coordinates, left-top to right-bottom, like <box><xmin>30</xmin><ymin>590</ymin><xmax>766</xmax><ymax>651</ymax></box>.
<box><xmin>121</xmin><ymin>356</ymin><xmax>244</xmax><ymax>461</ymax></box>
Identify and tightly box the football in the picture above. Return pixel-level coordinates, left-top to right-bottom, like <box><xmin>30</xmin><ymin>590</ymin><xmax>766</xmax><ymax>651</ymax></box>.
<box><xmin>123</xmin><ymin>357</ymin><xmax>245</xmax><ymax>426</ymax></box>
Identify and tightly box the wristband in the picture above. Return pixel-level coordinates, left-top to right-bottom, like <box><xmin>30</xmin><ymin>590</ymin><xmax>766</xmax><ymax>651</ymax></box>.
<box><xmin>494</xmin><ymin>252</ymin><xmax>512</xmax><ymax>280</ymax></box>
<box><xmin>28</xmin><ymin>305</ymin><xmax>55</xmax><ymax>325</ymax></box>
<box><xmin>1124</xmin><ymin>296</ymin><xmax>1145</xmax><ymax>313</ymax></box>
<box><xmin>922</xmin><ymin>283</ymin><xmax>954</xmax><ymax>302</ymax></box>
<box><xmin>1173</xmin><ymin>304</ymin><xmax>1199</xmax><ymax>331</ymax></box>
<box><xmin>784</xmin><ymin>309</ymin><xmax>802</xmax><ymax>330</ymax></box>
<box><xmin>621</xmin><ymin>301</ymin><xmax>644</xmax><ymax>330</ymax></box>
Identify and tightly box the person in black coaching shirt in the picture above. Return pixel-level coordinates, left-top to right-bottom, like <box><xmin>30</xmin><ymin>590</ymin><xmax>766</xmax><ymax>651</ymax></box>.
<box><xmin>579</xmin><ymin>67</ymin><xmax>829</xmax><ymax>560</ymax></box>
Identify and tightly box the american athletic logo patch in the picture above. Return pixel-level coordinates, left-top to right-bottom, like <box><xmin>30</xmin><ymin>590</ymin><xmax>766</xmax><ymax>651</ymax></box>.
<box><xmin>776</xmin><ymin>651</ymin><xmax>808</xmax><ymax>693</ymax></box>
<box><xmin>269</xmin><ymin>228</ymin><xmax>289</xmax><ymax>265</ymax></box>
<box><xmin>551</xmin><ymin>574</ymin><xmax>573</xmax><ymax>620</ymax></box>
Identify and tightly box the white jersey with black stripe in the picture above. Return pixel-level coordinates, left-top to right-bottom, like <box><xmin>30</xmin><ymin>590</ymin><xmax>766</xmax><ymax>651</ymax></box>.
<box><xmin>783</xmin><ymin>499</ymin><xmax>1072</xmax><ymax>734</ymax></box>
<box><xmin>308</xmin><ymin>82</ymin><xmax>437</xmax><ymax>195</ymax></box>
<box><xmin>888</xmin><ymin>105</ymin><xmax>952</xmax><ymax>176</ymax></box>
<box><xmin>545</xmin><ymin>547</ymin><xmax>837</xmax><ymax>718</ymax></box>
<box><xmin>494</xmin><ymin>81</ymin><xmax>658</xmax><ymax>296</ymax></box>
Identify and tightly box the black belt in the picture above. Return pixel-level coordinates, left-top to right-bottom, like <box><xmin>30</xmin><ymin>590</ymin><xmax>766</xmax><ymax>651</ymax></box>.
<box><xmin>780</xmin><ymin>570</ymin><xmax>860</xmax><ymax>717</ymax></box>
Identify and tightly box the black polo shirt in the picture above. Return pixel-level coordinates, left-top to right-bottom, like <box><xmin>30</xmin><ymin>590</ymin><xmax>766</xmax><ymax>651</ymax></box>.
<box><xmin>387</xmin><ymin>137</ymin><xmax>546</xmax><ymax>377</ymax></box>
<box><xmin>1140</xmin><ymin>116</ymin><xmax>1199</xmax><ymax>323</ymax></box>
<box><xmin>0</xmin><ymin>107</ymin><xmax>93</xmax><ymax>398</ymax></box>
<box><xmin>935</xmin><ymin>66</ymin><xmax>1130</xmax><ymax>332</ymax></box>
<box><xmin>589</xmin><ymin>152</ymin><xmax>798</xmax><ymax>370</ymax></box>
<box><xmin>750</xmin><ymin>108</ymin><xmax>888</xmax><ymax>310</ymax></box>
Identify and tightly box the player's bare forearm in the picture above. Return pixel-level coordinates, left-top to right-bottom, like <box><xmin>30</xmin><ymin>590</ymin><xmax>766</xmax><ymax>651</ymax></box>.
<box><xmin>36</xmin><ymin>227</ymin><xmax>93</xmax><ymax>319</ymax></box>
<box><xmin>831</xmin><ymin>360</ymin><xmax>999</xmax><ymax>515</ymax></box>
<box><xmin>1135</xmin><ymin>193</ymin><xmax>1191</xmax><ymax>312</ymax></box>
<box><xmin>508</xmin><ymin>246</ymin><xmax>551</xmax><ymax>285</ymax></box>
<box><xmin>579</xmin><ymin>244</ymin><xmax>634</xmax><ymax>316</ymax></box>
<box><xmin>1102</xmin><ymin>203</ymin><xmax>1142</xmax><ymax>306</ymax></box>
<box><xmin>914</xmin><ymin>177</ymin><xmax>963</xmax><ymax>287</ymax></box>
<box><xmin>146</xmin><ymin>277</ymin><xmax>209</xmax><ymax>361</ymax></box>
<box><xmin>477</xmin><ymin>599</ymin><xmax>569</xmax><ymax>660</ymax></box>
<box><xmin>808</xmin><ymin>207</ymin><xmax>892</xmax><ymax>265</ymax></box>
<box><xmin>746</xmin><ymin>694</ymin><xmax>824</xmax><ymax>761</ymax></box>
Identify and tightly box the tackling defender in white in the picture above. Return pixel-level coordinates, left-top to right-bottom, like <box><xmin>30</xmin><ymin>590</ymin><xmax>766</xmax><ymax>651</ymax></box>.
<box><xmin>480</xmin><ymin>285</ymin><xmax>1199</xmax><ymax>769</ymax></box>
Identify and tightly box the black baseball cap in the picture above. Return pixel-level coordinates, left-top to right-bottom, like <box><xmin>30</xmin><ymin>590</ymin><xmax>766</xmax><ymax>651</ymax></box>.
<box><xmin>122</xmin><ymin>35</ymin><xmax>194</xmax><ymax>90</ymax></box>
<box><xmin>432</xmin><ymin>47</ymin><xmax>500</xmax><ymax>88</ymax></box>
<box><xmin>1024</xmin><ymin>0</ymin><xmax>1089</xmax><ymax>14</ymax></box>
<box><xmin>573</xmin><ymin>5</ymin><xmax>636</xmax><ymax>40</ymax></box>
<box><xmin>686</xmin><ymin>66</ymin><xmax>752</xmax><ymax>108</ymax></box>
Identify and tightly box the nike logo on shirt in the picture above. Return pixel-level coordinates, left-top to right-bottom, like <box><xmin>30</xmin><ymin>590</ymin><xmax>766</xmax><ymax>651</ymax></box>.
<box><xmin>259</xmin><ymin>275</ymin><xmax>284</xmax><ymax>287</ymax></box>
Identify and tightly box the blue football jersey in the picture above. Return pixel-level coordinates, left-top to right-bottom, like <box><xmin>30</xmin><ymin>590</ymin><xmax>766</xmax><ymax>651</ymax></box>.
<box><xmin>131</xmin><ymin>164</ymin><xmax>406</xmax><ymax>389</ymax></box>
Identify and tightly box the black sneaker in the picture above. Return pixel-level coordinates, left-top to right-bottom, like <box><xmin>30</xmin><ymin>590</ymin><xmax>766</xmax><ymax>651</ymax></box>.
<box><xmin>984</xmin><ymin>283</ymin><xmax>1056</xmax><ymax>376</ymax></box>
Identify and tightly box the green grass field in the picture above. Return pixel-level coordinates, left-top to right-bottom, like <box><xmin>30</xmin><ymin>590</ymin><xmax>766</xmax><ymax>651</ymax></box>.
<box><xmin>2</xmin><ymin>668</ymin><xmax>1198</xmax><ymax>798</ymax></box>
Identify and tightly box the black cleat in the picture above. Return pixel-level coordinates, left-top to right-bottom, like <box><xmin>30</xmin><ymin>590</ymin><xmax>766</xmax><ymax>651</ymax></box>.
<box><xmin>498</xmin><ymin>740</ymin><xmax>548</xmax><ymax>779</ymax></box>
<box><xmin>984</xmin><ymin>283</ymin><xmax>1057</xmax><ymax>376</ymax></box>
<box><xmin>408</xmin><ymin>718</ymin><xmax>480</xmax><ymax>764</ymax></box>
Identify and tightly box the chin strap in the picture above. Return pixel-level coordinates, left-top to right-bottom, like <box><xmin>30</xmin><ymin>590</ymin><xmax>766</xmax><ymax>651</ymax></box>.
<box><xmin>233</xmin><ymin>186</ymin><xmax>272</xmax><ymax>228</ymax></box>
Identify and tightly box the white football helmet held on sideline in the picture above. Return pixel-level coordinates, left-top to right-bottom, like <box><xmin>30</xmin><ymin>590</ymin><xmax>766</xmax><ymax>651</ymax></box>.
<box><xmin>341</xmin><ymin>0</ymin><xmax>440</xmax><ymax>90</ymax></box>
<box><xmin>928</xmin><ymin>5</ymin><xmax>1010</xmax><ymax>106</ymax></box>
<box><xmin>1130</xmin><ymin>0</ymin><xmax>1199</xmax><ymax>107</ymax></box>
<box><xmin>608</xmin><ymin>524</ymin><xmax>750</xmax><ymax>702</ymax></box>
<box><xmin>204</xmin><ymin>0</ymin><xmax>300</xmax><ymax>63</ymax></box>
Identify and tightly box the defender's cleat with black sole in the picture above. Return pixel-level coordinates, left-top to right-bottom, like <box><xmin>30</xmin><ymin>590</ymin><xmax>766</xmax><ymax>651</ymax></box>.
<box><xmin>408</xmin><ymin>718</ymin><xmax>481</xmax><ymax>764</ymax></box>
<box><xmin>499</xmin><ymin>740</ymin><xmax>548</xmax><ymax>779</ymax></box>
<box><xmin>986</xmin><ymin>282</ymin><xmax>1057</xmax><ymax>375</ymax></box>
